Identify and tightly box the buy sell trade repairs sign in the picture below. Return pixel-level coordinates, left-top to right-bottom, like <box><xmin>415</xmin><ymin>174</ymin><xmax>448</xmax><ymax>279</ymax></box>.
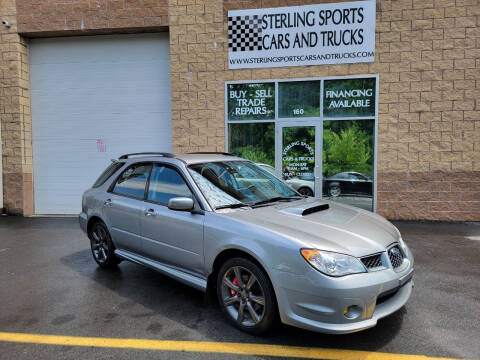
<box><xmin>227</xmin><ymin>0</ymin><xmax>376</xmax><ymax>69</ymax></box>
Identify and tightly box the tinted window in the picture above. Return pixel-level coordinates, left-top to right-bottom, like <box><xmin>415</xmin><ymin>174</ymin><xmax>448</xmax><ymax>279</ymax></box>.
<box><xmin>147</xmin><ymin>165</ymin><xmax>192</xmax><ymax>204</ymax></box>
<box><xmin>93</xmin><ymin>162</ymin><xmax>124</xmax><ymax>188</ymax></box>
<box><xmin>113</xmin><ymin>164</ymin><xmax>151</xmax><ymax>199</ymax></box>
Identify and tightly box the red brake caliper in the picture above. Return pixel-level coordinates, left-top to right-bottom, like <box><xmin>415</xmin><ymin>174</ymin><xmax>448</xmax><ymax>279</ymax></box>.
<box><xmin>230</xmin><ymin>277</ymin><xmax>239</xmax><ymax>296</ymax></box>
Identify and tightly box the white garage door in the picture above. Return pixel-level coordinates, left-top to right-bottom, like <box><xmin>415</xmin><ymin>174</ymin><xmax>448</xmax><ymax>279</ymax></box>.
<box><xmin>30</xmin><ymin>33</ymin><xmax>171</xmax><ymax>214</ymax></box>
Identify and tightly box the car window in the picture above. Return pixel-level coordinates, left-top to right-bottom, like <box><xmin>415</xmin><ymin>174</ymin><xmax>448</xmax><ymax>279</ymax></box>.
<box><xmin>93</xmin><ymin>162</ymin><xmax>125</xmax><ymax>188</ymax></box>
<box><xmin>147</xmin><ymin>165</ymin><xmax>193</xmax><ymax>204</ymax></box>
<box><xmin>112</xmin><ymin>164</ymin><xmax>152</xmax><ymax>199</ymax></box>
<box><xmin>349</xmin><ymin>173</ymin><xmax>359</xmax><ymax>180</ymax></box>
<box><xmin>330</xmin><ymin>173</ymin><xmax>345</xmax><ymax>179</ymax></box>
<box><xmin>258</xmin><ymin>164</ymin><xmax>276</xmax><ymax>176</ymax></box>
<box><xmin>189</xmin><ymin>161</ymin><xmax>297</xmax><ymax>208</ymax></box>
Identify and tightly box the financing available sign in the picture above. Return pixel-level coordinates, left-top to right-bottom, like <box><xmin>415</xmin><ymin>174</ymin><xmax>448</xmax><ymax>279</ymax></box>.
<box><xmin>227</xmin><ymin>1</ymin><xmax>376</xmax><ymax>69</ymax></box>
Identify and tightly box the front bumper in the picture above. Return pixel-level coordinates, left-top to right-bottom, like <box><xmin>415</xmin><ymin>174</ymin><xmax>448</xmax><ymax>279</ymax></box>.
<box><xmin>272</xmin><ymin>249</ymin><xmax>414</xmax><ymax>334</ymax></box>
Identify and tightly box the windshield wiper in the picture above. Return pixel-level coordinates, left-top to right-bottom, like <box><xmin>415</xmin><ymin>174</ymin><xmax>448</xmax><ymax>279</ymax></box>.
<box><xmin>215</xmin><ymin>203</ymin><xmax>251</xmax><ymax>210</ymax></box>
<box><xmin>251</xmin><ymin>196</ymin><xmax>303</xmax><ymax>207</ymax></box>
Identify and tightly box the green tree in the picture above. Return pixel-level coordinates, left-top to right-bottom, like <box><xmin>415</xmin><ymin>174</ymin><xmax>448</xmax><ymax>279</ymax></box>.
<box><xmin>323</xmin><ymin>122</ymin><xmax>373</xmax><ymax>177</ymax></box>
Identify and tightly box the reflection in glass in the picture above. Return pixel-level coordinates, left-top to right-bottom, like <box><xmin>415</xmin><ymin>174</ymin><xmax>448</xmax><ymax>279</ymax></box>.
<box><xmin>282</xmin><ymin>126</ymin><xmax>315</xmax><ymax>197</ymax></box>
<box><xmin>279</xmin><ymin>81</ymin><xmax>320</xmax><ymax>118</ymax></box>
<box><xmin>188</xmin><ymin>161</ymin><xmax>297</xmax><ymax>208</ymax></box>
<box><xmin>147</xmin><ymin>166</ymin><xmax>193</xmax><ymax>204</ymax></box>
<box><xmin>113</xmin><ymin>164</ymin><xmax>152</xmax><ymax>199</ymax></box>
<box><xmin>322</xmin><ymin>120</ymin><xmax>374</xmax><ymax>211</ymax></box>
<box><xmin>228</xmin><ymin>122</ymin><xmax>275</xmax><ymax>166</ymax></box>
<box><xmin>323</xmin><ymin>120</ymin><xmax>375</xmax><ymax>211</ymax></box>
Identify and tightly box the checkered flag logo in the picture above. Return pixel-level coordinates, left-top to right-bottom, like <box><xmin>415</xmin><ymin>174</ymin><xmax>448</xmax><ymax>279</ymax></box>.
<box><xmin>228</xmin><ymin>15</ymin><xmax>263</xmax><ymax>52</ymax></box>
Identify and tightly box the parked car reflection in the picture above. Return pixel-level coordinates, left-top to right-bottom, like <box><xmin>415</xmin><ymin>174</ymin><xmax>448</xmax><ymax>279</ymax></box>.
<box><xmin>323</xmin><ymin>172</ymin><xmax>372</xmax><ymax>198</ymax></box>
<box><xmin>257</xmin><ymin>163</ymin><xmax>315</xmax><ymax>197</ymax></box>
<box><xmin>257</xmin><ymin>165</ymin><xmax>372</xmax><ymax>200</ymax></box>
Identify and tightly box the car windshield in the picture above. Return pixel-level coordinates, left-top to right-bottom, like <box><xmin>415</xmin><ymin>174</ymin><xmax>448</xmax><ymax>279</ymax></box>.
<box><xmin>188</xmin><ymin>161</ymin><xmax>299</xmax><ymax>209</ymax></box>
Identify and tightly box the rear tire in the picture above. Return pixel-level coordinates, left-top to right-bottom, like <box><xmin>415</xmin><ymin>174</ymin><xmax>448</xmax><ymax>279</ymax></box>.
<box><xmin>89</xmin><ymin>221</ymin><xmax>121</xmax><ymax>268</ymax></box>
<box><xmin>217</xmin><ymin>257</ymin><xmax>276</xmax><ymax>335</ymax></box>
<box><xmin>329</xmin><ymin>185</ymin><xmax>341</xmax><ymax>198</ymax></box>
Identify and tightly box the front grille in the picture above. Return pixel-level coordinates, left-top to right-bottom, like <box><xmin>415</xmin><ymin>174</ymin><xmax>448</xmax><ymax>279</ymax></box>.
<box><xmin>388</xmin><ymin>245</ymin><xmax>404</xmax><ymax>268</ymax></box>
<box><xmin>361</xmin><ymin>254</ymin><xmax>383</xmax><ymax>269</ymax></box>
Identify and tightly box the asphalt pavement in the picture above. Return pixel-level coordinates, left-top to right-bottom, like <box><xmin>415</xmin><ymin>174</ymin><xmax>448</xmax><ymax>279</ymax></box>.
<box><xmin>0</xmin><ymin>217</ymin><xmax>479</xmax><ymax>360</ymax></box>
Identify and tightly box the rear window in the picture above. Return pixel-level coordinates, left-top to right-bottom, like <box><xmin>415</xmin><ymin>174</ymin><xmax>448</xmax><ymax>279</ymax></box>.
<box><xmin>92</xmin><ymin>162</ymin><xmax>125</xmax><ymax>188</ymax></box>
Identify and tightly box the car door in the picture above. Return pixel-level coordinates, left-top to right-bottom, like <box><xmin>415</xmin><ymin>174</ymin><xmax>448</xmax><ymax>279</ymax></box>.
<box><xmin>348</xmin><ymin>173</ymin><xmax>361</xmax><ymax>194</ymax></box>
<box><xmin>103</xmin><ymin>163</ymin><xmax>152</xmax><ymax>254</ymax></box>
<box><xmin>140</xmin><ymin>163</ymin><xmax>205</xmax><ymax>276</ymax></box>
<box><xmin>355</xmin><ymin>174</ymin><xmax>372</xmax><ymax>195</ymax></box>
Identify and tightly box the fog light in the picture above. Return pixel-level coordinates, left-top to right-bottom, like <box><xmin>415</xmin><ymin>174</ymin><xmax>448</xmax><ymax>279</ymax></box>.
<box><xmin>343</xmin><ymin>305</ymin><xmax>362</xmax><ymax>319</ymax></box>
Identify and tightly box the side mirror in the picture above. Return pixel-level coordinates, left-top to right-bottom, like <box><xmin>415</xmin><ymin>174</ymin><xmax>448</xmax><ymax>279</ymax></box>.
<box><xmin>168</xmin><ymin>197</ymin><xmax>194</xmax><ymax>211</ymax></box>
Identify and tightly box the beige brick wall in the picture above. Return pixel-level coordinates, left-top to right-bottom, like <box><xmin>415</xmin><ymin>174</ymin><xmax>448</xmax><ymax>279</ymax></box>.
<box><xmin>168</xmin><ymin>0</ymin><xmax>480</xmax><ymax>221</ymax></box>
<box><xmin>0</xmin><ymin>0</ymin><xmax>33</xmax><ymax>215</ymax></box>
<box><xmin>16</xmin><ymin>0</ymin><xmax>169</xmax><ymax>36</ymax></box>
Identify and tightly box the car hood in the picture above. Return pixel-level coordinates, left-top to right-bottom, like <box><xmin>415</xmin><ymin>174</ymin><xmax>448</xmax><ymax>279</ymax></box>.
<box><xmin>222</xmin><ymin>198</ymin><xmax>400</xmax><ymax>257</ymax></box>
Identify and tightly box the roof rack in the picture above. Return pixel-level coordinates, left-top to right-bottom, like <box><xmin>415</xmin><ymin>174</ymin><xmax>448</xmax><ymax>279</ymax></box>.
<box><xmin>118</xmin><ymin>152</ymin><xmax>175</xmax><ymax>160</ymax></box>
<box><xmin>187</xmin><ymin>152</ymin><xmax>234</xmax><ymax>156</ymax></box>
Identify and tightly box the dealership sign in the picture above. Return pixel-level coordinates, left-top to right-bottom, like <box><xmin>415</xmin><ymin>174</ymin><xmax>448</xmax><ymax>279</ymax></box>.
<box><xmin>228</xmin><ymin>1</ymin><xmax>376</xmax><ymax>69</ymax></box>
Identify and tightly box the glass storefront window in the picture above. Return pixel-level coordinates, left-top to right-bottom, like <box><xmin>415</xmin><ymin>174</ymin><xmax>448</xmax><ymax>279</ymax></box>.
<box><xmin>227</xmin><ymin>83</ymin><xmax>275</xmax><ymax>121</ymax></box>
<box><xmin>323</xmin><ymin>78</ymin><xmax>376</xmax><ymax>118</ymax></box>
<box><xmin>226</xmin><ymin>76</ymin><xmax>378</xmax><ymax>212</ymax></box>
<box><xmin>322</xmin><ymin>119</ymin><xmax>375</xmax><ymax>211</ymax></box>
<box><xmin>278</xmin><ymin>81</ymin><xmax>320</xmax><ymax>118</ymax></box>
<box><xmin>228</xmin><ymin>122</ymin><xmax>275</xmax><ymax>166</ymax></box>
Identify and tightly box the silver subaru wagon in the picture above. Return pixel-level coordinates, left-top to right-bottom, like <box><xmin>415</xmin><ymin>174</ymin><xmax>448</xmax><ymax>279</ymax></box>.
<box><xmin>79</xmin><ymin>152</ymin><xmax>414</xmax><ymax>335</ymax></box>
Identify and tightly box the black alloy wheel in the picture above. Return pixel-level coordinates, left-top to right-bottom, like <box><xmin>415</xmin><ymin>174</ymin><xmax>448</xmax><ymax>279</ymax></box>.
<box><xmin>89</xmin><ymin>221</ymin><xmax>121</xmax><ymax>268</ymax></box>
<box><xmin>217</xmin><ymin>257</ymin><xmax>276</xmax><ymax>335</ymax></box>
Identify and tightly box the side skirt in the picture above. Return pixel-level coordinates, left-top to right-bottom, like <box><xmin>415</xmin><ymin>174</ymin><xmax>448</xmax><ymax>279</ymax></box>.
<box><xmin>114</xmin><ymin>249</ymin><xmax>207</xmax><ymax>292</ymax></box>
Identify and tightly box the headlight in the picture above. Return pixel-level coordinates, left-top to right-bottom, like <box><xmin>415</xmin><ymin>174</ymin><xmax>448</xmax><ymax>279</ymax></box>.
<box><xmin>398</xmin><ymin>236</ymin><xmax>409</xmax><ymax>254</ymax></box>
<box><xmin>300</xmin><ymin>249</ymin><xmax>366</xmax><ymax>277</ymax></box>
<box><xmin>392</xmin><ymin>225</ymin><xmax>408</xmax><ymax>254</ymax></box>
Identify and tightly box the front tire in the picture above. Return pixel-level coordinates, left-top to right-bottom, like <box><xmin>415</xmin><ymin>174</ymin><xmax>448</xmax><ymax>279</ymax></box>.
<box><xmin>217</xmin><ymin>257</ymin><xmax>276</xmax><ymax>335</ymax></box>
<box><xmin>89</xmin><ymin>221</ymin><xmax>121</xmax><ymax>268</ymax></box>
<box><xmin>298</xmin><ymin>187</ymin><xmax>313</xmax><ymax>197</ymax></box>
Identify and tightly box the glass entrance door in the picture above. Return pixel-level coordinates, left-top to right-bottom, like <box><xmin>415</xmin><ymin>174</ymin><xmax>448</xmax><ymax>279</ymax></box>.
<box><xmin>276</xmin><ymin>123</ymin><xmax>321</xmax><ymax>197</ymax></box>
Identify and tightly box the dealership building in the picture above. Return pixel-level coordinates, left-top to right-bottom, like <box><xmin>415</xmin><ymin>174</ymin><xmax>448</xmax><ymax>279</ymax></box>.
<box><xmin>0</xmin><ymin>0</ymin><xmax>479</xmax><ymax>220</ymax></box>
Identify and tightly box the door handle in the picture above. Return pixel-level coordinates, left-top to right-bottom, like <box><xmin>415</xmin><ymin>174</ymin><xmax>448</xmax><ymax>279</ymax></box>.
<box><xmin>144</xmin><ymin>208</ymin><xmax>156</xmax><ymax>217</ymax></box>
<box><xmin>104</xmin><ymin>199</ymin><xmax>113</xmax><ymax>207</ymax></box>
